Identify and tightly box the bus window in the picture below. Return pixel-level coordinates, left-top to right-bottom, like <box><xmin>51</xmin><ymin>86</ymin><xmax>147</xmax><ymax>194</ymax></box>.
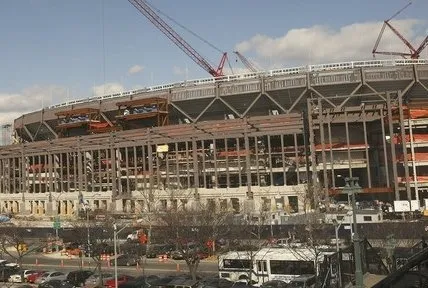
<box><xmin>270</xmin><ymin>260</ymin><xmax>315</xmax><ymax>275</ymax></box>
<box><xmin>257</xmin><ymin>260</ymin><xmax>268</xmax><ymax>274</ymax></box>
<box><xmin>223</xmin><ymin>259</ymin><xmax>251</xmax><ymax>269</ymax></box>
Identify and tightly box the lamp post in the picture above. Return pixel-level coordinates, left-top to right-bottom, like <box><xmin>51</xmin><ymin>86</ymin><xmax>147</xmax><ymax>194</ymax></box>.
<box><xmin>86</xmin><ymin>193</ymin><xmax>101</xmax><ymax>258</ymax></box>
<box><xmin>113</xmin><ymin>223</ymin><xmax>126</xmax><ymax>288</ymax></box>
<box><xmin>113</xmin><ymin>220</ymin><xmax>142</xmax><ymax>288</ymax></box>
<box><xmin>343</xmin><ymin>177</ymin><xmax>363</xmax><ymax>288</ymax></box>
<box><xmin>332</xmin><ymin>219</ymin><xmax>343</xmax><ymax>253</ymax></box>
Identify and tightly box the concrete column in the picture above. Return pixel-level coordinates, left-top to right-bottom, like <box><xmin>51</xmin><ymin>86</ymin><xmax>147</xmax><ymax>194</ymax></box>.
<box><xmin>59</xmin><ymin>201</ymin><xmax>64</xmax><ymax>215</ymax></box>
<box><xmin>70</xmin><ymin>200</ymin><xmax>77</xmax><ymax>216</ymax></box>
<box><xmin>41</xmin><ymin>201</ymin><xmax>46</xmax><ymax>216</ymax></box>
<box><xmin>19</xmin><ymin>201</ymin><xmax>27</xmax><ymax>215</ymax></box>
<box><xmin>115</xmin><ymin>199</ymin><xmax>123</xmax><ymax>213</ymax></box>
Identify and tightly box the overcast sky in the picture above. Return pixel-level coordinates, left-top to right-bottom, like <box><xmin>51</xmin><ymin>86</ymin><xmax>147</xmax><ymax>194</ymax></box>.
<box><xmin>0</xmin><ymin>0</ymin><xmax>427</xmax><ymax>124</ymax></box>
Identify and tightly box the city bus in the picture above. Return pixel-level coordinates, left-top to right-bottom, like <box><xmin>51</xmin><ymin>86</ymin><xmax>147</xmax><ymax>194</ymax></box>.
<box><xmin>218</xmin><ymin>247</ymin><xmax>333</xmax><ymax>284</ymax></box>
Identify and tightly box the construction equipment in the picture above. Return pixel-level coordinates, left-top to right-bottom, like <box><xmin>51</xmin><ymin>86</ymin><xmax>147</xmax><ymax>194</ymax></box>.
<box><xmin>128</xmin><ymin>0</ymin><xmax>228</xmax><ymax>77</ymax></box>
<box><xmin>234</xmin><ymin>51</ymin><xmax>259</xmax><ymax>73</ymax></box>
<box><xmin>372</xmin><ymin>2</ymin><xmax>428</xmax><ymax>59</ymax></box>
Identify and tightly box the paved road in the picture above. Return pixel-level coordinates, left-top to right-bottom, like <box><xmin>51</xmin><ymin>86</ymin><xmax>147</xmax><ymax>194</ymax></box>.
<box><xmin>17</xmin><ymin>254</ymin><xmax>218</xmax><ymax>276</ymax></box>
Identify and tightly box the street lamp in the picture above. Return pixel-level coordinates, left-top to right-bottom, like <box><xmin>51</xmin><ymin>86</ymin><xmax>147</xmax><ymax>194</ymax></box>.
<box><xmin>113</xmin><ymin>219</ymin><xmax>143</xmax><ymax>288</ymax></box>
<box><xmin>86</xmin><ymin>193</ymin><xmax>102</xmax><ymax>258</ymax></box>
<box><xmin>343</xmin><ymin>177</ymin><xmax>363</xmax><ymax>288</ymax></box>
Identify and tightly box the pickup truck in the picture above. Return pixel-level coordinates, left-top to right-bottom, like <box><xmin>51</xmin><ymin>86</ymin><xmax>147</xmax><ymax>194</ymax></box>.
<box><xmin>126</xmin><ymin>230</ymin><xmax>147</xmax><ymax>243</ymax></box>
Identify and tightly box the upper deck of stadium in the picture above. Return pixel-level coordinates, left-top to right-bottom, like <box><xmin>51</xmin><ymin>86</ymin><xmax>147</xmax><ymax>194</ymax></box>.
<box><xmin>14</xmin><ymin>58</ymin><xmax>428</xmax><ymax>142</ymax></box>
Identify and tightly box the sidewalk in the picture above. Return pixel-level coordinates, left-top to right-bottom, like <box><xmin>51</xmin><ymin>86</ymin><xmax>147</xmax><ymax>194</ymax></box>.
<box><xmin>41</xmin><ymin>251</ymin><xmax>80</xmax><ymax>259</ymax></box>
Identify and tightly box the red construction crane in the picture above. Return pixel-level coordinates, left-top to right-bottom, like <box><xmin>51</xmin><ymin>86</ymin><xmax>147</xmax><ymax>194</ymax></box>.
<box><xmin>234</xmin><ymin>51</ymin><xmax>259</xmax><ymax>73</ymax></box>
<box><xmin>372</xmin><ymin>2</ymin><xmax>428</xmax><ymax>59</ymax></box>
<box><xmin>128</xmin><ymin>0</ymin><xmax>227</xmax><ymax>77</ymax></box>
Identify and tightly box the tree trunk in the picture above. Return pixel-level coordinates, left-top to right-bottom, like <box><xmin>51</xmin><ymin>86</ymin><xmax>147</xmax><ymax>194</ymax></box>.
<box><xmin>186</xmin><ymin>259</ymin><xmax>200</xmax><ymax>281</ymax></box>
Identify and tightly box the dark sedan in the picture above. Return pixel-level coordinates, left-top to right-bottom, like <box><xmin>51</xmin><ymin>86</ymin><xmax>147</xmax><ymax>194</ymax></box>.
<box><xmin>38</xmin><ymin>279</ymin><xmax>63</xmax><ymax>288</ymax></box>
<box><xmin>111</xmin><ymin>254</ymin><xmax>140</xmax><ymax>266</ymax></box>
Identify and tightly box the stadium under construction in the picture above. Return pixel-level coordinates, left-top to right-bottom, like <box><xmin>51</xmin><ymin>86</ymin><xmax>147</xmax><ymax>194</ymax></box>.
<box><xmin>2</xmin><ymin>59</ymin><xmax>428</xmax><ymax>218</ymax></box>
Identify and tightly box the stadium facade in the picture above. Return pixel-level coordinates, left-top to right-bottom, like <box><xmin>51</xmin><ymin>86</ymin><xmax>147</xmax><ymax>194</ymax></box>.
<box><xmin>3</xmin><ymin>59</ymin><xmax>428</xmax><ymax>218</ymax></box>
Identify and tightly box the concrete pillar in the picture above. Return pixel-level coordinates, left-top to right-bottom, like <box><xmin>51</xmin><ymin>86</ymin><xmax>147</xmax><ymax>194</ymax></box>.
<box><xmin>115</xmin><ymin>199</ymin><xmax>123</xmax><ymax>213</ymax></box>
<box><xmin>19</xmin><ymin>201</ymin><xmax>27</xmax><ymax>215</ymax></box>
<box><xmin>243</xmin><ymin>199</ymin><xmax>255</xmax><ymax>213</ymax></box>
<box><xmin>41</xmin><ymin>201</ymin><xmax>46</xmax><ymax>216</ymax></box>
<box><xmin>69</xmin><ymin>200</ymin><xmax>76</xmax><ymax>216</ymax></box>
<box><xmin>46</xmin><ymin>199</ymin><xmax>53</xmax><ymax>216</ymax></box>
<box><xmin>102</xmin><ymin>200</ymin><xmax>108</xmax><ymax>210</ymax></box>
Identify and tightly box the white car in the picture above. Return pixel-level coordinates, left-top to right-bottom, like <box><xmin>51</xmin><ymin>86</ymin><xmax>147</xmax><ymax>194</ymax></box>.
<box><xmin>35</xmin><ymin>271</ymin><xmax>66</xmax><ymax>284</ymax></box>
<box><xmin>8</xmin><ymin>270</ymin><xmax>36</xmax><ymax>283</ymax></box>
<box><xmin>0</xmin><ymin>259</ymin><xmax>19</xmax><ymax>267</ymax></box>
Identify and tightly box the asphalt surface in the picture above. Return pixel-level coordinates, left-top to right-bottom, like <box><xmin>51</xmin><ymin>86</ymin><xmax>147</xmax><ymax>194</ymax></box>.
<box><xmin>17</xmin><ymin>254</ymin><xmax>218</xmax><ymax>277</ymax></box>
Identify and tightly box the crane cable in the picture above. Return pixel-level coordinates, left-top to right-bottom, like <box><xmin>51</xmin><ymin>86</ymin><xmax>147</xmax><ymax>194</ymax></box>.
<box><xmin>145</xmin><ymin>0</ymin><xmax>224</xmax><ymax>55</ymax></box>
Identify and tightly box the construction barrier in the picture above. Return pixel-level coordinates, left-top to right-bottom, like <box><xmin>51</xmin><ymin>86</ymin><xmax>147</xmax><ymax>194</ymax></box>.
<box><xmin>101</xmin><ymin>254</ymin><xmax>111</xmax><ymax>267</ymax></box>
<box><xmin>158</xmin><ymin>254</ymin><xmax>168</xmax><ymax>262</ymax></box>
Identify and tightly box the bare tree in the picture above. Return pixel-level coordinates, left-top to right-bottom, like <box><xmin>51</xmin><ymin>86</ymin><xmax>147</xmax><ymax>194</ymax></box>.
<box><xmin>0</xmin><ymin>227</ymin><xmax>47</xmax><ymax>283</ymax></box>
<box><xmin>64</xmin><ymin>215</ymin><xmax>115</xmax><ymax>287</ymax></box>
<box><xmin>154</xmin><ymin>200</ymin><xmax>233</xmax><ymax>280</ymax></box>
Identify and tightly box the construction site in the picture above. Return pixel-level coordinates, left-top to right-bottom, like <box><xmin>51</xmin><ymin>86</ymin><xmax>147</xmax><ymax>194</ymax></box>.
<box><xmin>1</xmin><ymin>1</ymin><xmax>428</xmax><ymax>219</ymax></box>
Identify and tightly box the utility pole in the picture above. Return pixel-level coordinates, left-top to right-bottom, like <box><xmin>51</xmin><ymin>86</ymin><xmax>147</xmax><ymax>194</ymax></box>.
<box><xmin>343</xmin><ymin>177</ymin><xmax>364</xmax><ymax>288</ymax></box>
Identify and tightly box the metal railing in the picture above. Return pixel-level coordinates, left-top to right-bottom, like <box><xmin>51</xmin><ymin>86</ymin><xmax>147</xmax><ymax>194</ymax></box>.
<box><xmin>48</xmin><ymin>58</ymin><xmax>428</xmax><ymax>110</ymax></box>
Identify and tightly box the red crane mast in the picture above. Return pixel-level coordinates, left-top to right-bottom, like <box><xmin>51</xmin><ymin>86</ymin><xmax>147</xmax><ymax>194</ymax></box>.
<box><xmin>128</xmin><ymin>0</ymin><xmax>227</xmax><ymax>77</ymax></box>
<box><xmin>372</xmin><ymin>2</ymin><xmax>428</xmax><ymax>59</ymax></box>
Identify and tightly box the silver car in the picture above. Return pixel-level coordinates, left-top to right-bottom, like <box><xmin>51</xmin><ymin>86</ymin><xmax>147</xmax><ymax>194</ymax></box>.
<box><xmin>35</xmin><ymin>271</ymin><xmax>66</xmax><ymax>284</ymax></box>
<box><xmin>84</xmin><ymin>273</ymin><xmax>113</xmax><ymax>288</ymax></box>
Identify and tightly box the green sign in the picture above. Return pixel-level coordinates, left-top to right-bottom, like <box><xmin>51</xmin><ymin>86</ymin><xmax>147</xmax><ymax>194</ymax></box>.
<box><xmin>53</xmin><ymin>216</ymin><xmax>61</xmax><ymax>230</ymax></box>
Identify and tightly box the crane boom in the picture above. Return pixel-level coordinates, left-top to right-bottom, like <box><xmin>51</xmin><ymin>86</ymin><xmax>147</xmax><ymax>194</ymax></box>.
<box><xmin>384</xmin><ymin>21</ymin><xmax>417</xmax><ymax>54</ymax></box>
<box><xmin>371</xmin><ymin>1</ymin><xmax>428</xmax><ymax>59</ymax></box>
<box><xmin>387</xmin><ymin>1</ymin><xmax>412</xmax><ymax>21</ymax></box>
<box><xmin>415</xmin><ymin>36</ymin><xmax>428</xmax><ymax>56</ymax></box>
<box><xmin>234</xmin><ymin>51</ymin><xmax>258</xmax><ymax>73</ymax></box>
<box><xmin>128</xmin><ymin>0</ymin><xmax>226</xmax><ymax>77</ymax></box>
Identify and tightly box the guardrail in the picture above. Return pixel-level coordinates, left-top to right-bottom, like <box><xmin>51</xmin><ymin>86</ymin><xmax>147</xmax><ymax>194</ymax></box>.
<box><xmin>48</xmin><ymin>58</ymin><xmax>428</xmax><ymax>110</ymax></box>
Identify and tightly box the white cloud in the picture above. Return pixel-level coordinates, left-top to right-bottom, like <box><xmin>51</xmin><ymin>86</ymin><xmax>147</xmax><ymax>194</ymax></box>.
<box><xmin>173</xmin><ymin>66</ymin><xmax>187</xmax><ymax>76</ymax></box>
<box><xmin>128</xmin><ymin>65</ymin><xmax>144</xmax><ymax>75</ymax></box>
<box><xmin>235</xmin><ymin>19</ymin><xmax>425</xmax><ymax>67</ymax></box>
<box><xmin>92</xmin><ymin>82</ymin><xmax>125</xmax><ymax>97</ymax></box>
<box><xmin>0</xmin><ymin>85</ymin><xmax>71</xmax><ymax>124</ymax></box>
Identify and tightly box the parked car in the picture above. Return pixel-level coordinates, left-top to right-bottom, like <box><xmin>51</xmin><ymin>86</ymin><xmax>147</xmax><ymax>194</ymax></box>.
<box><xmin>261</xmin><ymin>280</ymin><xmax>288</xmax><ymax>288</ymax></box>
<box><xmin>198</xmin><ymin>277</ymin><xmax>234</xmax><ymax>288</ymax></box>
<box><xmin>65</xmin><ymin>270</ymin><xmax>93</xmax><ymax>286</ymax></box>
<box><xmin>170</xmin><ymin>250</ymin><xmax>184</xmax><ymax>260</ymax></box>
<box><xmin>38</xmin><ymin>279</ymin><xmax>63</xmax><ymax>288</ymax></box>
<box><xmin>288</xmin><ymin>274</ymin><xmax>316</xmax><ymax>288</ymax></box>
<box><xmin>84</xmin><ymin>273</ymin><xmax>113</xmax><ymax>288</ymax></box>
<box><xmin>0</xmin><ymin>267</ymin><xmax>20</xmax><ymax>282</ymax></box>
<box><xmin>119</xmin><ymin>275</ymin><xmax>160</xmax><ymax>288</ymax></box>
<box><xmin>105</xmin><ymin>275</ymin><xmax>135</xmax><ymax>288</ymax></box>
<box><xmin>8</xmin><ymin>269</ymin><xmax>37</xmax><ymax>283</ymax></box>
<box><xmin>59</xmin><ymin>281</ymin><xmax>75</xmax><ymax>288</ymax></box>
<box><xmin>0</xmin><ymin>259</ymin><xmax>19</xmax><ymax>267</ymax></box>
<box><xmin>166</xmin><ymin>278</ymin><xmax>199</xmax><ymax>288</ymax></box>
<box><xmin>111</xmin><ymin>254</ymin><xmax>140</xmax><ymax>266</ymax></box>
<box><xmin>27</xmin><ymin>271</ymin><xmax>46</xmax><ymax>284</ymax></box>
<box><xmin>149</xmin><ymin>276</ymin><xmax>177</xmax><ymax>288</ymax></box>
<box><xmin>147</xmin><ymin>244</ymin><xmax>176</xmax><ymax>258</ymax></box>
<box><xmin>35</xmin><ymin>271</ymin><xmax>66</xmax><ymax>284</ymax></box>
